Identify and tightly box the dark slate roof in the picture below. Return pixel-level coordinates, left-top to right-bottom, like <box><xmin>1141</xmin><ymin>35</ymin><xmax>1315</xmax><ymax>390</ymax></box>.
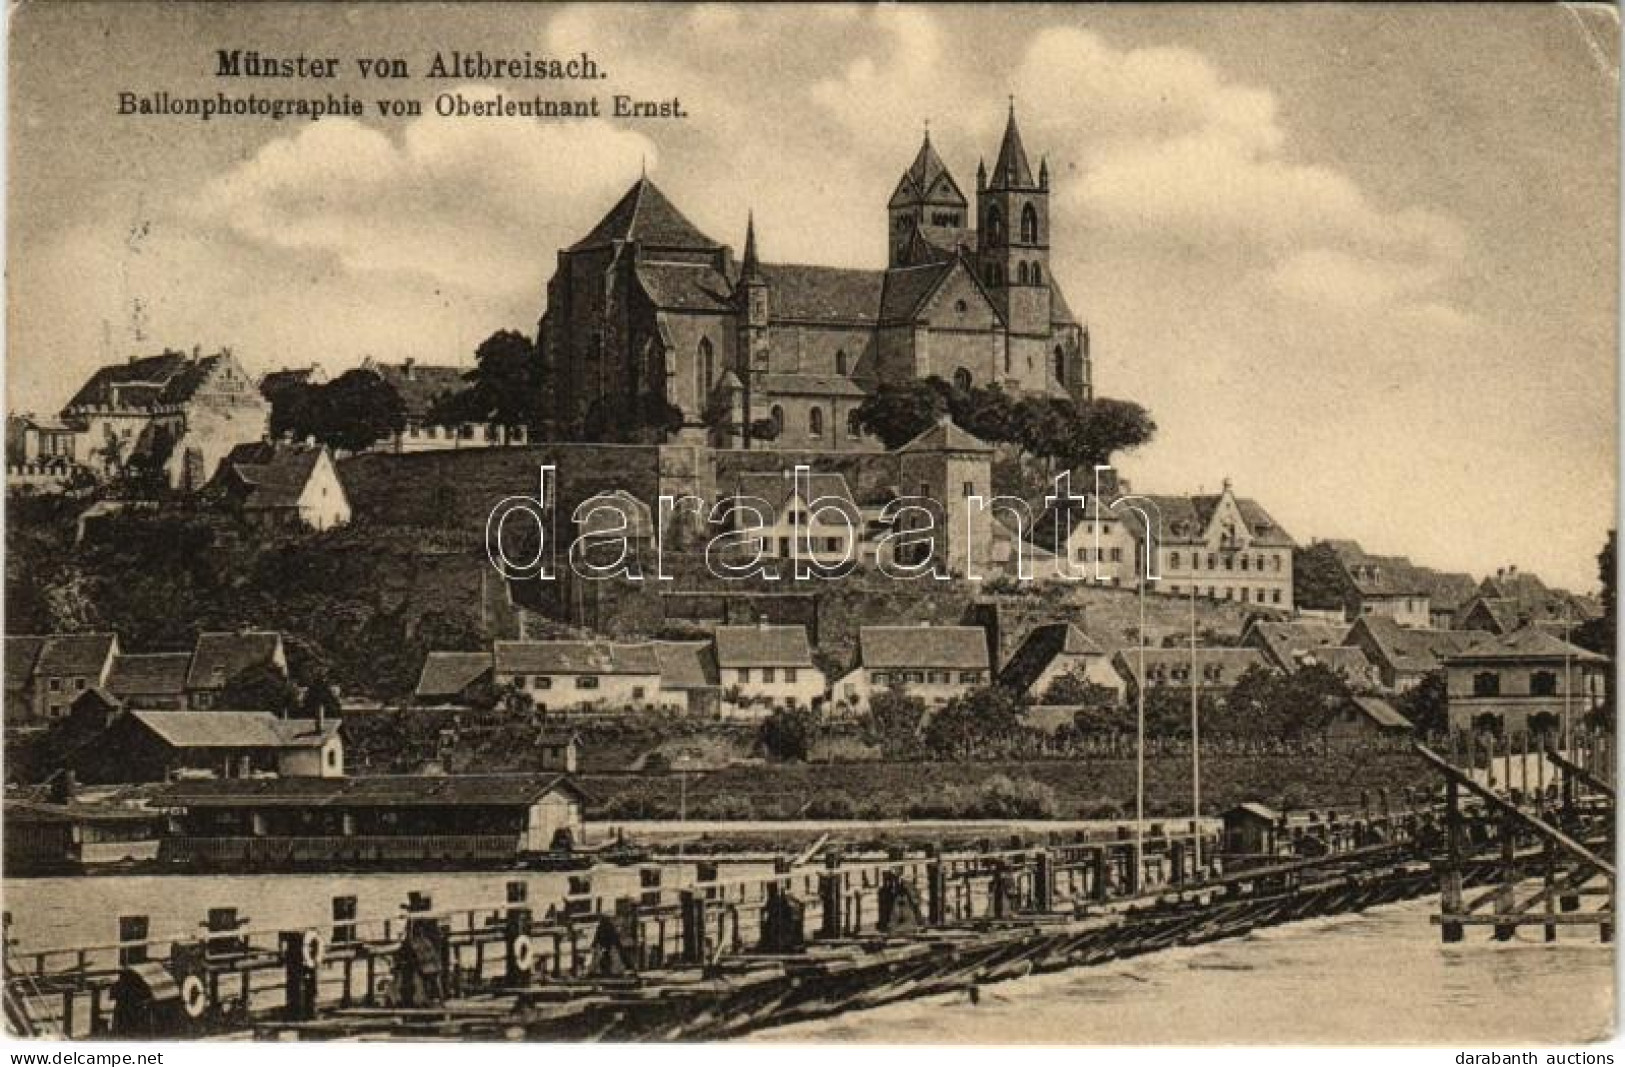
<box><xmin>1450</xmin><ymin>627</ymin><xmax>1607</xmax><ymax>664</ymax></box>
<box><xmin>1050</xmin><ymin>281</ymin><xmax>1080</xmax><ymax>326</ymax></box>
<box><xmin>889</xmin><ymin>133</ymin><xmax>968</xmax><ymax>209</ymax></box>
<box><xmin>570</xmin><ymin>178</ymin><xmax>721</xmax><ymax>253</ymax></box>
<box><xmin>1120</xmin><ymin>492</ymin><xmax>1295</xmax><ymax>549</ymax></box>
<box><xmin>860</xmin><ymin>626</ymin><xmax>990</xmax><ymax>671</ymax></box>
<box><xmin>257</xmin><ymin>366</ymin><xmax>321</xmax><ymax>399</ymax></box>
<box><xmin>153</xmin><ymin>773</ymin><xmax>586</xmax><ymax>809</ymax></box>
<box><xmin>64</xmin><ymin>352</ymin><xmax>209</xmax><ymax>412</ymax></box>
<box><xmin>133</xmin><ymin>710</ymin><xmax>338</xmax><ymax>749</ymax></box>
<box><xmin>493</xmin><ymin>641</ymin><xmax>661</xmax><ymax>676</ymax></box>
<box><xmin>108</xmin><ymin>653</ymin><xmax>193</xmax><ymax>698</ymax></box>
<box><xmin>1112</xmin><ymin>648</ymin><xmax>1271</xmax><ymax>688</ymax></box>
<box><xmin>713</xmin><ymin>625</ymin><xmax>813</xmax><ymax>668</ymax></box>
<box><xmin>730</xmin><ymin>470</ymin><xmax>862</xmax><ymax>524</ymax></box>
<box><xmin>1292</xmin><ymin>645</ymin><xmax>1377</xmax><ymax>682</ymax></box>
<box><xmin>215</xmin><ymin>443</ymin><xmax>332</xmax><ymax>511</ymax></box>
<box><xmin>1243</xmin><ymin>619</ymin><xmax>1348</xmax><ymax>671</ymax></box>
<box><xmin>759</xmin><ymin>264</ymin><xmax>885</xmax><ymax>323</ymax></box>
<box><xmin>753</xmin><ymin>373</ymin><xmax>867</xmax><ymax>398</ymax></box>
<box><xmin>992</xmin><ymin>107</ymin><xmax>1035</xmax><ymax>188</ymax></box>
<box><xmin>635</xmin><ymin>262</ymin><xmax>734</xmax><ymax>312</ymax></box>
<box><xmin>998</xmin><ymin>622</ymin><xmax>1103</xmax><ymax>694</ymax></box>
<box><xmin>35</xmin><ymin>634</ymin><xmax>117</xmax><ymax>678</ymax></box>
<box><xmin>879</xmin><ymin>261</ymin><xmax>955</xmax><ymax>322</ymax></box>
<box><xmin>367</xmin><ymin>361</ymin><xmax>470</xmax><ymax>422</ymax></box>
<box><xmin>5</xmin><ymin>637</ymin><xmax>46</xmax><ymax>690</ymax></box>
<box><xmin>897</xmin><ymin>418</ymin><xmax>993</xmax><ymax>454</ymax></box>
<box><xmin>1348</xmin><ymin>617</ymin><xmax>1477</xmax><ymax>674</ymax></box>
<box><xmin>187</xmin><ymin>632</ymin><xmax>283</xmax><ymax>691</ymax></box>
<box><xmin>414</xmin><ymin>652</ymin><xmax>494</xmax><ymax>700</ymax></box>
<box><xmin>1348</xmin><ymin>696</ymin><xmax>1411</xmax><ymax>730</ymax></box>
<box><xmin>653</xmin><ymin>641</ymin><xmax>720</xmax><ymax>689</ymax></box>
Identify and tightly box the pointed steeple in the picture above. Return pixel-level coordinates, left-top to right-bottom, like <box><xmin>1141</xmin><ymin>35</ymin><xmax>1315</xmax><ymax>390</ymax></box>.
<box><xmin>740</xmin><ymin>211</ymin><xmax>763</xmax><ymax>282</ymax></box>
<box><xmin>992</xmin><ymin>100</ymin><xmax>1035</xmax><ymax>189</ymax></box>
<box><xmin>976</xmin><ymin>157</ymin><xmax>987</xmax><ymax>191</ymax></box>
<box><xmin>890</xmin><ymin>127</ymin><xmax>967</xmax><ymax>209</ymax></box>
<box><xmin>1038</xmin><ymin>156</ymin><xmax>1049</xmax><ymax>191</ymax></box>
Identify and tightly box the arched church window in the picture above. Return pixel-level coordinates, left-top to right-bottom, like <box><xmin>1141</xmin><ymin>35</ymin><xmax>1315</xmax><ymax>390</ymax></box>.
<box><xmin>769</xmin><ymin>405</ymin><xmax>784</xmax><ymax>437</ymax></box>
<box><xmin>847</xmin><ymin>410</ymin><xmax>863</xmax><ymax>438</ymax></box>
<box><xmin>1017</xmin><ymin>262</ymin><xmax>1030</xmax><ymax>285</ymax></box>
<box><xmin>953</xmin><ymin>367</ymin><xmax>972</xmax><ymax>391</ymax></box>
<box><xmin>1031</xmin><ymin>263</ymin><xmax>1043</xmax><ymax>284</ymax></box>
<box><xmin>1053</xmin><ymin>346</ymin><xmax>1066</xmax><ymax>385</ymax></box>
<box><xmin>809</xmin><ymin>406</ymin><xmax>824</xmax><ymax>438</ymax></box>
<box><xmin>835</xmin><ymin>349</ymin><xmax>848</xmax><ymax>375</ymax></box>
<box><xmin>987</xmin><ymin>206</ymin><xmax>1004</xmax><ymax>244</ymax></box>
<box><xmin>697</xmin><ymin>338</ymin><xmax>714</xmax><ymax>401</ymax></box>
<box><xmin>1021</xmin><ymin>204</ymin><xmax>1039</xmax><ymax>244</ymax></box>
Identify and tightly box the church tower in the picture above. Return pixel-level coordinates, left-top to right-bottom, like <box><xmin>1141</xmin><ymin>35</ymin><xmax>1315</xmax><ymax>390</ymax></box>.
<box><xmin>734</xmin><ymin>213</ymin><xmax>770</xmax><ymax>447</ymax></box>
<box><xmin>888</xmin><ymin>127</ymin><xmax>971</xmax><ymax>267</ymax></box>
<box><xmin>977</xmin><ymin>103</ymin><xmax>1050</xmax><ymax>345</ymax></box>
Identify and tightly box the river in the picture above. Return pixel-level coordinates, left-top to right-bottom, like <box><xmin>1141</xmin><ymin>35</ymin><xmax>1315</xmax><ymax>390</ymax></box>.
<box><xmin>751</xmin><ymin>896</ymin><xmax>1615</xmax><ymax>1045</ymax></box>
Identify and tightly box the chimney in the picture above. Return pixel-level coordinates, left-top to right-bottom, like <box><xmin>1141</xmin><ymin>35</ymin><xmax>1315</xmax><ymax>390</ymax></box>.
<box><xmin>191</xmin><ymin>344</ymin><xmax>201</xmax><ymax>362</ymax></box>
<box><xmin>403</xmin><ymin>357</ymin><xmax>416</xmax><ymax>381</ymax></box>
<box><xmin>1496</xmin><ymin>567</ymin><xmax>1505</xmax><ymax>580</ymax></box>
<box><xmin>1508</xmin><ymin>565</ymin><xmax>1518</xmax><ymax>577</ymax></box>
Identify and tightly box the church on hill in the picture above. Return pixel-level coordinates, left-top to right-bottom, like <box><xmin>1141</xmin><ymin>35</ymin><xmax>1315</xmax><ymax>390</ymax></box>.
<box><xmin>536</xmin><ymin>105</ymin><xmax>1092</xmax><ymax>450</ymax></box>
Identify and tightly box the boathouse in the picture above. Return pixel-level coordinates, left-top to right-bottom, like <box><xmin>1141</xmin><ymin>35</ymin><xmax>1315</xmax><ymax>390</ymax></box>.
<box><xmin>152</xmin><ymin>773</ymin><xmax>588</xmax><ymax>867</ymax></box>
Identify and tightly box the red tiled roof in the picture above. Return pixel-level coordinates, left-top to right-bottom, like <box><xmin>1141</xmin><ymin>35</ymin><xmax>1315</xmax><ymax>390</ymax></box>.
<box><xmin>713</xmin><ymin>625</ymin><xmax>813</xmax><ymax>668</ymax></box>
<box><xmin>860</xmin><ymin>626</ymin><xmax>990</xmax><ymax>671</ymax></box>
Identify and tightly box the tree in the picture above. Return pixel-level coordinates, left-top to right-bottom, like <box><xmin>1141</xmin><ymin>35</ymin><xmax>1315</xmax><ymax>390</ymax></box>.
<box><xmin>427</xmin><ymin>329</ymin><xmax>544</xmax><ymax>440</ymax></box>
<box><xmin>853</xmin><ymin>380</ymin><xmax>948</xmax><ymax>449</ymax></box>
<box><xmin>923</xmin><ymin>686</ymin><xmax>1027</xmax><ymax>759</ymax></box>
<box><xmin>759</xmin><ymin>704</ymin><xmax>819</xmax><ymax>762</ymax></box>
<box><xmin>219</xmin><ymin>662</ymin><xmax>299</xmax><ymax>717</ymax></box>
<box><xmin>272</xmin><ymin>369</ymin><xmax>406</xmax><ymax>454</ymax></box>
<box><xmin>864</xmin><ymin>685</ymin><xmax>927</xmax><ymax>757</ymax></box>
<box><xmin>1396</xmin><ymin>669</ymin><xmax>1449</xmax><ymax>737</ymax></box>
<box><xmin>1039</xmin><ymin>667</ymin><xmax>1118</xmax><ymax>708</ymax></box>
<box><xmin>1215</xmin><ymin>663</ymin><xmax>1350</xmax><ymax>739</ymax></box>
<box><xmin>1045</xmin><ymin>397</ymin><xmax>1157</xmax><ymax>472</ymax></box>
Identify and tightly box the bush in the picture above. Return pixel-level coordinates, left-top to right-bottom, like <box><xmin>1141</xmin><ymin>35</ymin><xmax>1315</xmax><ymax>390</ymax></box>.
<box><xmin>692</xmin><ymin>795</ymin><xmax>754</xmax><ymax>820</ymax></box>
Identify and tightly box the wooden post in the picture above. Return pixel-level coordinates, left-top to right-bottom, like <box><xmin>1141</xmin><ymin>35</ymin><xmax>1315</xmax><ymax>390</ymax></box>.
<box><xmin>926</xmin><ymin>850</ymin><xmax>946</xmax><ymax>926</ymax></box>
<box><xmin>117</xmin><ymin>915</ymin><xmax>149</xmax><ymax>967</ymax></box>
<box><xmin>1169</xmin><ymin>840</ymin><xmax>1186</xmax><ymax>887</ymax></box>
<box><xmin>678</xmin><ymin>891</ymin><xmax>704</xmax><ymax>965</ymax></box>
<box><xmin>818</xmin><ymin>855</ymin><xmax>842</xmax><ymax>939</ymax></box>
<box><xmin>1034</xmin><ymin>850</ymin><xmax>1054</xmax><ymax>912</ymax></box>
<box><xmin>1441</xmin><ymin>779</ymin><xmax>1464</xmax><ymax>943</ymax></box>
<box><xmin>1494</xmin><ymin>806</ymin><xmax>1517</xmax><ymax>941</ymax></box>
<box><xmin>1091</xmin><ymin>847</ymin><xmax>1110</xmax><ymax>903</ymax></box>
<box><xmin>331</xmin><ymin>896</ymin><xmax>357</xmax><ymax>946</ymax></box>
<box><xmin>1543</xmin><ymin>838</ymin><xmax>1558</xmax><ymax>943</ymax></box>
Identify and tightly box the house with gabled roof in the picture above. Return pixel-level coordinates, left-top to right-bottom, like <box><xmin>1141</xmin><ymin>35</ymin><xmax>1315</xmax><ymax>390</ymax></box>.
<box><xmin>536</xmin><ymin>105</ymin><xmax>1088</xmax><ymax>448</ymax></box>
<box><xmin>713</xmin><ymin>622</ymin><xmax>823</xmax><ymax>712</ymax></box>
<box><xmin>211</xmin><ymin>441</ymin><xmax>351</xmax><ymax>530</ymax></box>
<box><xmin>413</xmin><ymin>651</ymin><xmax>494</xmax><ymax>706</ymax></box>
<box><xmin>1442</xmin><ymin>626</ymin><xmax>1608</xmax><ymax>735</ymax></box>
<box><xmin>84</xmin><ymin>710</ymin><xmax>343</xmax><ymax>783</ymax></box>
<box><xmin>185</xmin><ymin>631</ymin><xmax>288</xmax><ymax>710</ymax></box>
<box><xmin>492</xmin><ymin>640</ymin><xmax>668</xmax><ymax>713</ymax></box>
<box><xmin>998</xmin><ymin>622</ymin><xmax>1122</xmax><ymax>702</ymax></box>
<box><xmin>653</xmin><ymin>641</ymin><xmax>721</xmax><ymax>717</ymax></box>
<box><xmin>106</xmin><ymin>651</ymin><xmax>193</xmax><ymax>710</ymax></box>
<box><xmin>723</xmin><ymin>469</ymin><xmax>864</xmax><ymax>568</ymax></box>
<box><xmin>9</xmin><ymin>633</ymin><xmax>120</xmax><ymax>723</ymax></box>
<box><xmin>1112</xmin><ymin>647</ymin><xmax>1271</xmax><ymax>706</ymax></box>
<box><xmin>836</xmin><ymin>624</ymin><xmax>992</xmax><ymax>709</ymax></box>
<box><xmin>1342</xmin><ymin>615</ymin><xmax>1476</xmax><ymax>692</ymax></box>
<box><xmin>60</xmin><ymin>347</ymin><xmax>269</xmax><ymax>490</ymax></box>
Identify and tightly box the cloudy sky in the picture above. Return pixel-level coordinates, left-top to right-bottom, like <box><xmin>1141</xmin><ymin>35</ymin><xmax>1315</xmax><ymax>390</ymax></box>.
<box><xmin>8</xmin><ymin>3</ymin><xmax>1618</xmax><ymax>589</ymax></box>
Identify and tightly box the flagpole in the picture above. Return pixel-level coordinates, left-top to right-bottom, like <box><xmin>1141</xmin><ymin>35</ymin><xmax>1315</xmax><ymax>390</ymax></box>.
<box><xmin>1190</xmin><ymin>576</ymin><xmax>1201</xmax><ymax>874</ymax></box>
<box><xmin>1136</xmin><ymin>569</ymin><xmax>1146</xmax><ymax>895</ymax></box>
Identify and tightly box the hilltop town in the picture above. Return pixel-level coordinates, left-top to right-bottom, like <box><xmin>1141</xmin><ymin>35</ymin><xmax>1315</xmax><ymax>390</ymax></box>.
<box><xmin>5</xmin><ymin>106</ymin><xmax>1613</xmax><ymax>834</ymax></box>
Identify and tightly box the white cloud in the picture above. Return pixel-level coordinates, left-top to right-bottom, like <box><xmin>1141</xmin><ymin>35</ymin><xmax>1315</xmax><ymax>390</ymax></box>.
<box><xmin>193</xmin><ymin>96</ymin><xmax>655</xmax><ymax>297</ymax></box>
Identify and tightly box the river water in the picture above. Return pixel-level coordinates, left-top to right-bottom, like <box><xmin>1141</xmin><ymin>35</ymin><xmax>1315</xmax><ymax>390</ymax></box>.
<box><xmin>752</xmin><ymin>896</ymin><xmax>1616</xmax><ymax>1045</ymax></box>
<box><xmin>4</xmin><ymin>876</ymin><xmax>1613</xmax><ymax>1044</ymax></box>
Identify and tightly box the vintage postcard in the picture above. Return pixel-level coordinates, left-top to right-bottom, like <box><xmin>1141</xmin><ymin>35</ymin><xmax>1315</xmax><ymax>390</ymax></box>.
<box><xmin>2</xmin><ymin>1</ymin><xmax>1617</xmax><ymax>1048</ymax></box>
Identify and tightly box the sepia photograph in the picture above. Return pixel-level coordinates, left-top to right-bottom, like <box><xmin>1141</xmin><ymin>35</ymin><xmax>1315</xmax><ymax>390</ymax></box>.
<box><xmin>1</xmin><ymin>0</ymin><xmax>1618</xmax><ymax>1049</ymax></box>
